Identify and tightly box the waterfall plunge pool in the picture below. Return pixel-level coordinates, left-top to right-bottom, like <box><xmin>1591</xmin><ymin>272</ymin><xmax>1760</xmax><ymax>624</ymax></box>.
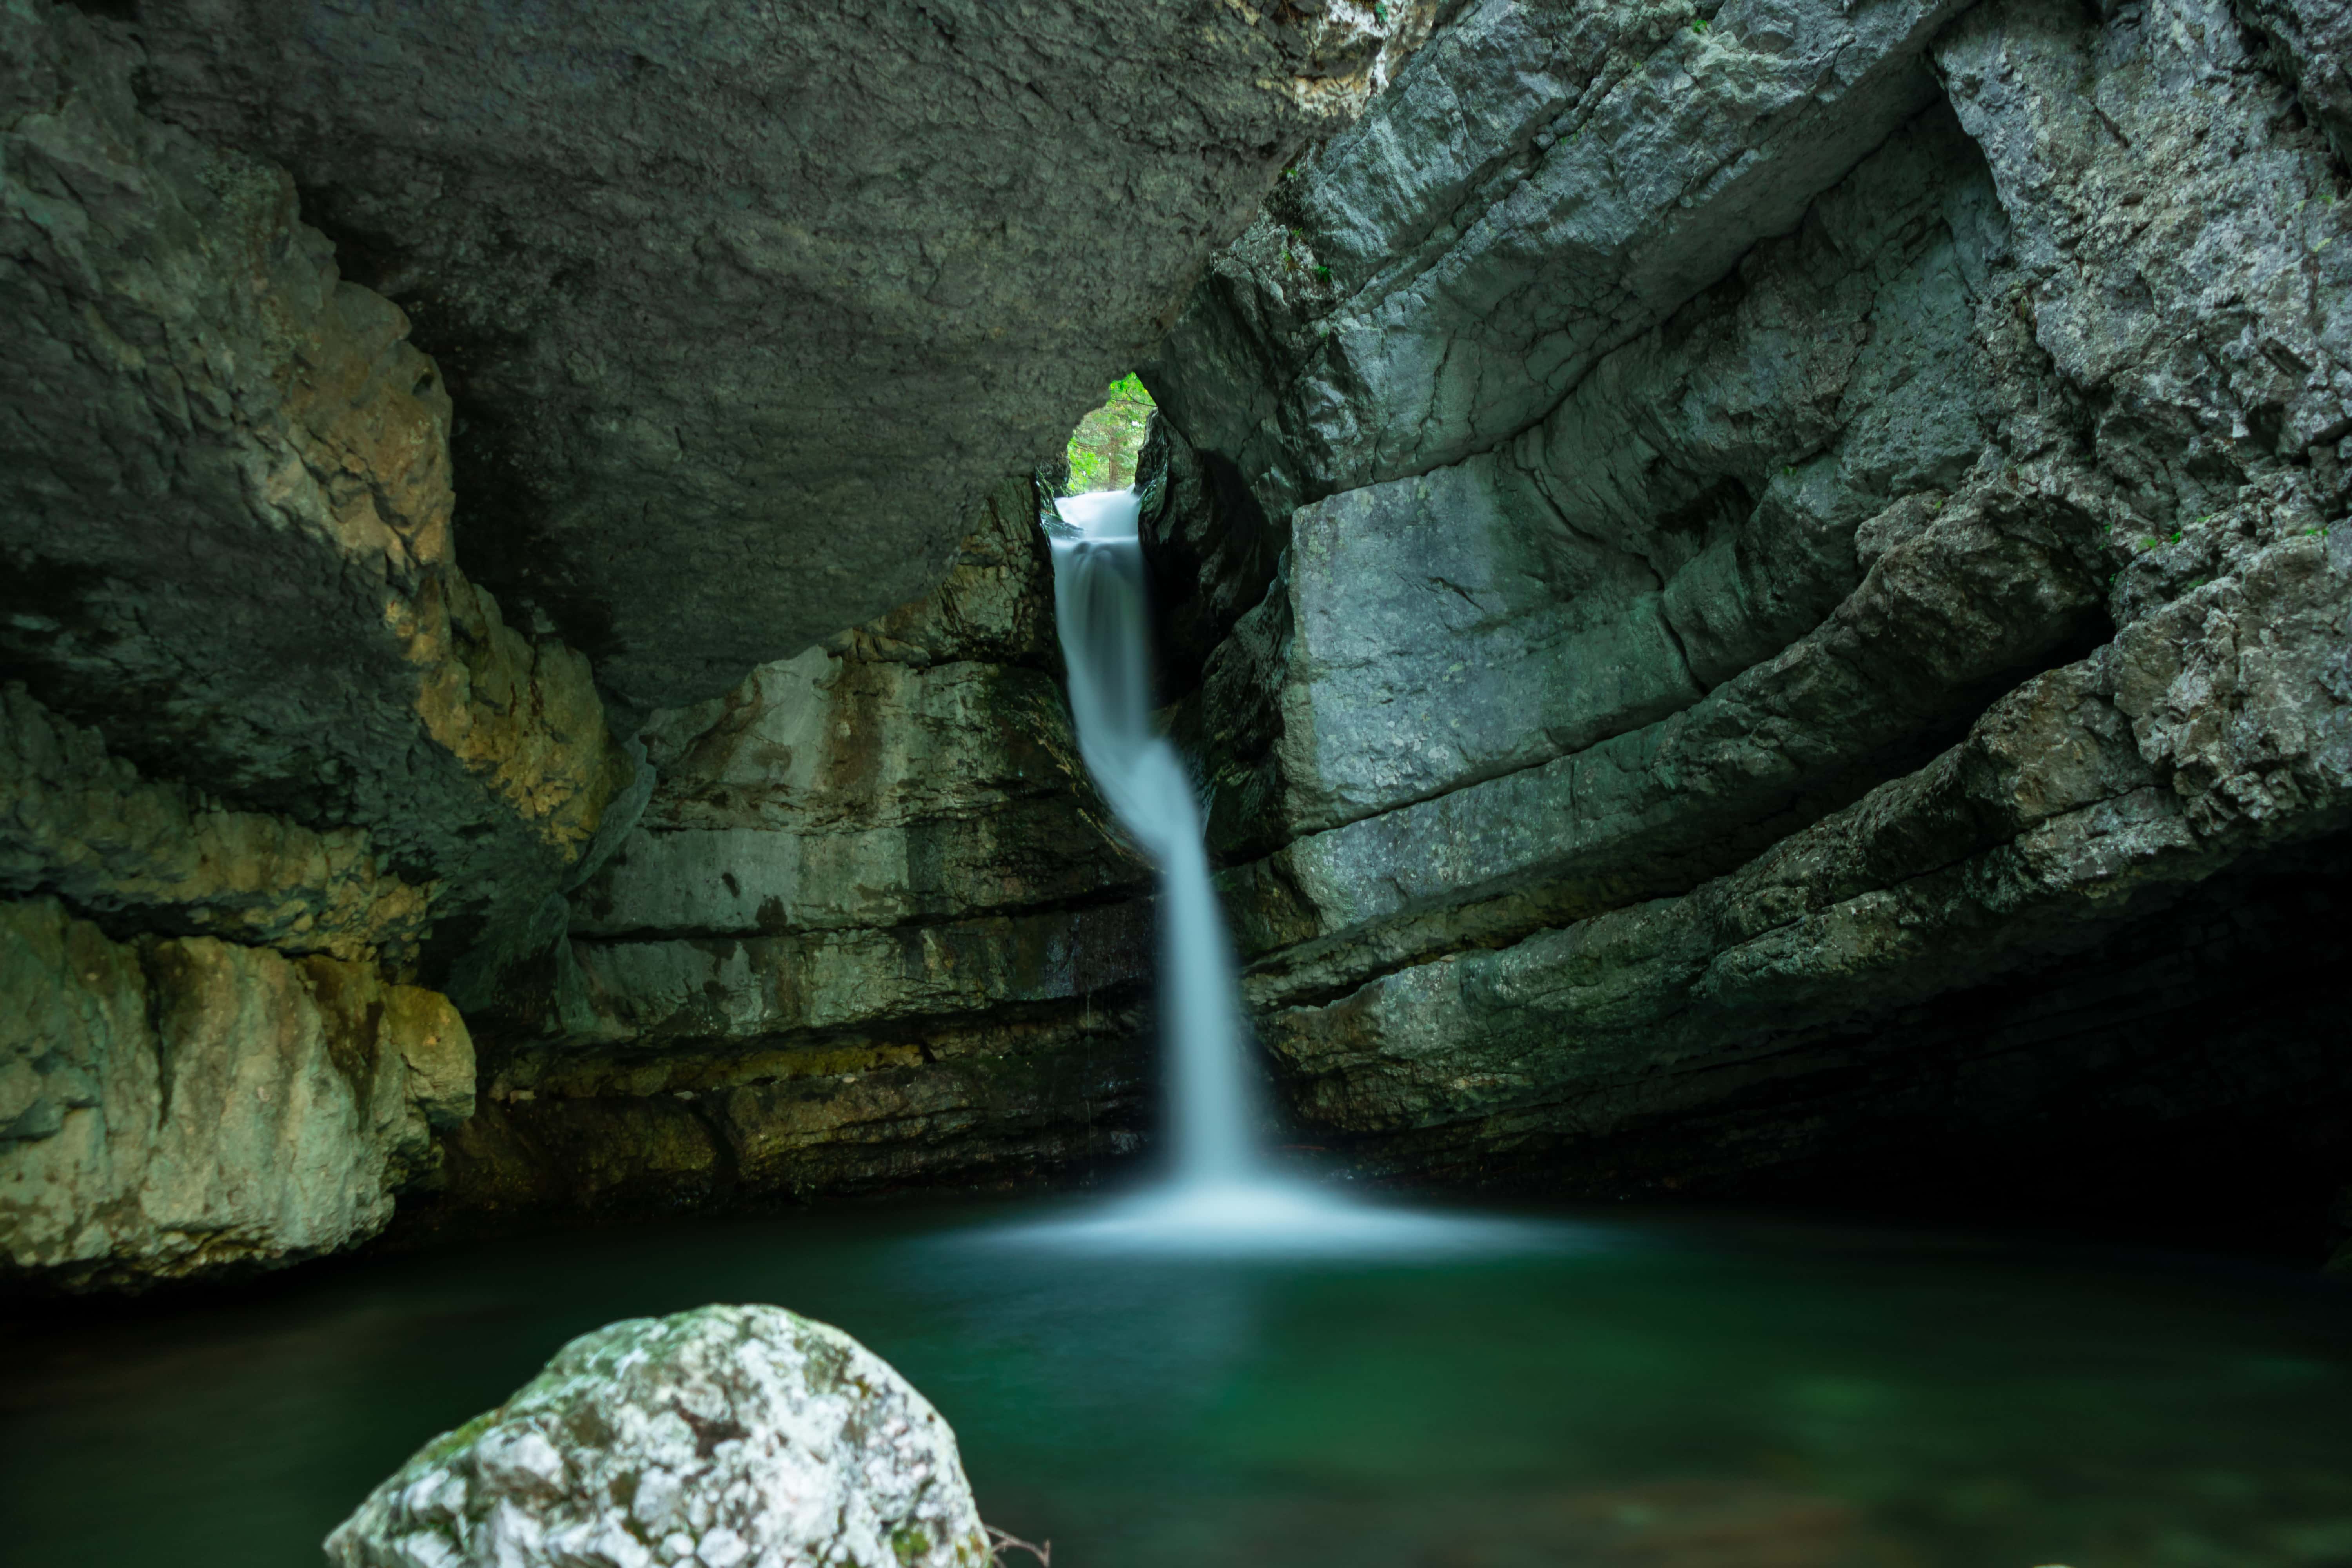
<box><xmin>5</xmin><ymin>1198</ymin><xmax>2350</xmax><ymax>1567</ymax></box>
<box><xmin>15</xmin><ymin>492</ymin><xmax>2343</xmax><ymax>1566</ymax></box>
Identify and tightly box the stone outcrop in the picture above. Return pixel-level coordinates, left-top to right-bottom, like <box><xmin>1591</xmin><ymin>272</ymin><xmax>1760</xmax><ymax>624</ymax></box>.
<box><xmin>1</xmin><ymin>2</ymin><xmax>636</xmax><ymax>1000</ymax></box>
<box><xmin>1266</xmin><ymin>538</ymin><xmax>2351</xmax><ymax>1173</ymax></box>
<box><xmin>2240</xmin><ymin>0</ymin><xmax>2352</xmax><ymax>167</ymax></box>
<box><xmin>9</xmin><ymin>0</ymin><xmax>2350</xmax><ymax>1275</ymax></box>
<box><xmin>0</xmin><ymin>670</ymin><xmax>488</xmax><ymax>1288</ymax></box>
<box><xmin>1145</xmin><ymin>0</ymin><xmax>1980</xmax><ymax>518</ymax></box>
<box><xmin>327</xmin><ymin>1304</ymin><xmax>988</xmax><ymax>1568</ymax></box>
<box><xmin>2</xmin><ymin>684</ymin><xmax>433</xmax><ymax>968</ymax></box>
<box><xmin>1142</xmin><ymin>0</ymin><xmax>2352</xmax><ymax>1226</ymax></box>
<box><xmin>1</xmin><ymin>897</ymin><xmax>474</xmax><ymax>1290</ymax></box>
<box><xmin>118</xmin><ymin>0</ymin><xmax>1444</xmax><ymax>713</ymax></box>
<box><xmin>426</xmin><ymin>481</ymin><xmax>1154</xmax><ymax>1220</ymax></box>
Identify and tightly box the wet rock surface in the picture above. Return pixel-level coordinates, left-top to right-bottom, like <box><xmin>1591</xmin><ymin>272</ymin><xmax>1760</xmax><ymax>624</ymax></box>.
<box><xmin>426</xmin><ymin>482</ymin><xmax>1155</xmax><ymax>1220</ymax></box>
<box><xmin>9</xmin><ymin>0</ymin><xmax>2352</xmax><ymax>1276</ymax></box>
<box><xmin>1145</xmin><ymin>0</ymin><xmax>2352</xmax><ymax>1223</ymax></box>
<box><xmin>327</xmin><ymin>1303</ymin><xmax>988</xmax><ymax>1568</ymax></box>
<box><xmin>1</xmin><ymin>0</ymin><xmax>1418</xmax><ymax>1281</ymax></box>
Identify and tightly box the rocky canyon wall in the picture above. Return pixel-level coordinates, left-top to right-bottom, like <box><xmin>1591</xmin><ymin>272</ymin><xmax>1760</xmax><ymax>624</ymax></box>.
<box><xmin>426</xmin><ymin>481</ymin><xmax>1159</xmax><ymax>1223</ymax></box>
<box><xmin>3</xmin><ymin>2</ymin><xmax>623</xmax><ymax>1287</ymax></box>
<box><xmin>9</xmin><ymin>0</ymin><xmax>2348</xmax><ymax>1287</ymax></box>
<box><xmin>1141</xmin><ymin>0</ymin><xmax>2352</xmax><ymax>1243</ymax></box>
<box><xmin>2</xmin><ymin>0</ymin><xmax>1394</xmax><ymax>1287</ymax></box>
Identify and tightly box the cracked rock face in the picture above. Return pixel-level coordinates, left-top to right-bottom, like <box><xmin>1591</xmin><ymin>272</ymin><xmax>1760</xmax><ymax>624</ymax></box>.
<box><xmin>1141</xmin><ymin>0</ymin><xmax>2352</xmax><ymax>1210</ymax></box>
<box><xmin>325</xmin><ymin>1303</ymin><xmax>988</xmax><ymax>1568</ymax></box>
<box><xmin>123</xmin><ymin>0</ymin><xmax>1439</xmax><ymax>713</ymax></box>
<box><xmin>1</xmin><ymin>3</ymin><xmax>635</xmax><ymax>999</ymax></box>
<box><xmin>0</xmin><ymin>897</ymin><xmax>474</xmax><ymax>1290</ymax></box>
<box><xmin>1144</xmin><ymin>0</ymin><xmax>1980</xmax><ymax>520</ymax></box>
<box><xmin>425</xmin><ymin>481</ymin><xmax>1155</xmax><ymax>1220</ymax></box>
<box><xmin>11</xmin><ymin>0</ymin><xmax>2352</xmax><ymax>1272</ymax></box>
<box><xmin>2</xmin><ymin>0</ymin><xmax>1437</xmax><ymax>1282</ymax></box>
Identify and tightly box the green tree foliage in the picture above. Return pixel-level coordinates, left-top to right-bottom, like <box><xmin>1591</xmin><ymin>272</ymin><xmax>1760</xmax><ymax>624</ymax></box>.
<box><xmin>1062</xmin><ymin>374</ymin><xmax>1156</xmax><ymax>495</ymax></box>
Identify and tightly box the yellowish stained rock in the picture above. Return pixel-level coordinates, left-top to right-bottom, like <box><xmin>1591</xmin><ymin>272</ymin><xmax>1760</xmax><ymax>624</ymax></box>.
<box><xmin>0</xmin><ymin>898</ymin><xmax>475</xmax><ymax>1289</ymax></box>
<box><xmin>1</xmin><ymin>683</ymin><xmax>434</xmax><ymax>968</ymax></box>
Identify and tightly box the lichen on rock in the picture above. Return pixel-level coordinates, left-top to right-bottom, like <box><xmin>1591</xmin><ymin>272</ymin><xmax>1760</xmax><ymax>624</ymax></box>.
<box><xmin>325</xmin><ymin>1304</ymin><xmax>990</xmax><ymax>1568</ymax></box>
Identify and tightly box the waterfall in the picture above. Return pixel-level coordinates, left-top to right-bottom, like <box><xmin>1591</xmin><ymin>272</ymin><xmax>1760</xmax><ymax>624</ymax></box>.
<box><xmin>1007</xmin><ymin>487</ymin><xmax>1537</xmax><ymax>1256</ymax></box>
<box><xmin>1048</xmin><ymin>488</ymin><xmax>1258</xmax><ymax>1187</ymax></box>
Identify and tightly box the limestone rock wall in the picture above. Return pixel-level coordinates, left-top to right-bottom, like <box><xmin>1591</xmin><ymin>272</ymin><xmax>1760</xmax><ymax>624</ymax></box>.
<box><xmin>427</xmin><ymin>480</ymin><xmax>1155</xmax><ymax>1220</ymax></box>
<box><xmin>0</xmin><ymin>1</ymin><xmax>634</xmax><ymax>1288</ymax></box>
<box><xmin>2</xmin><ymin>685</ymin><xmax>433</xmax><ymax>967</ymax></box>
<box><xmin>1144</xmin><ymin>0</ymin><xmax>2352</xmax><ymax>1229</ymax></box>
<box><xmin>0</xmin><ymin>674</ymin><xmax>490</xmax><ymax>1289</ymax></box>
<box><xmin>13</xmin><ymin>0</ymin><xmax>2348</xmax><ymax>1274</ymax></box>
<box><xmin>5</xmin><ymin>0</ymin><xmax>1407</xmax><ymax>1282</ymax></box>
<box><xmin>1</xmin><ymin>898</ymin><xmax>474</xmax><ymax>1289</ymax></box>
<box><xmin>1</xmin><ymin>3</ymin><xmax>637</xmax><ymax>996</ymax></box>
<box><xmin>2239</xmin><ymin>0</ymin><xmax>2352</xmax><ymax>167</ymax></box>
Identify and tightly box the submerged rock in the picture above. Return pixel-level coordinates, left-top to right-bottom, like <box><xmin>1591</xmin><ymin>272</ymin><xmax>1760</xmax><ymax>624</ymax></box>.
<box><xmin>326</xmin><ymin>1305</ymin><xmax>987</xmax><ymax>1568</ymax></box>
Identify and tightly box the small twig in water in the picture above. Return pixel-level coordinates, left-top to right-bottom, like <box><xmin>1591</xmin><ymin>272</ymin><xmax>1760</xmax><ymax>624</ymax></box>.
<box><xmin>987</xmin><ymin>1524</ymin><xmax>1053</xmax><ymax>1566</ymax></box>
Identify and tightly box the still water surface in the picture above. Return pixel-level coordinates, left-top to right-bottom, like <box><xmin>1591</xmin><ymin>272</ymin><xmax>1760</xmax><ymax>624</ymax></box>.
<box><xmin>5</xmin><ymin>1196</ymin><xmax>2349</xmax><ymax>1567</ymax></box>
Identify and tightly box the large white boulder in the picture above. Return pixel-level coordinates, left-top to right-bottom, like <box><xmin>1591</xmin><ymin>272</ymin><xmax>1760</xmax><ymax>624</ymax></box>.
<box><xmin>325</xmin><ymin>1305</ymin><xmax>989</xmax><ymax>1568</ymax></box>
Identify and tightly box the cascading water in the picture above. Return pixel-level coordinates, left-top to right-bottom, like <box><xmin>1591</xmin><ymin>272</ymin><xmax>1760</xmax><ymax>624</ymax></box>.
<box><xmin>1021</xmin><ymin>488</ymin><xmax>1541</xmax><ymax>1256</ymax></box>
<box><xmin>1048</xmin><ymin>489</ymin><xmax>1258</xmax><ymax>1189</ymax></box>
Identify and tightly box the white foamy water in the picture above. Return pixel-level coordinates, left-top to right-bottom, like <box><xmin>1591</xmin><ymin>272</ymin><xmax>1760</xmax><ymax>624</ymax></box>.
<box><xmin>1031</xmin><ymin>490</ymin><xmax>1552</xmax><ymax>1259</ymax></box>
<box><xmin>983</xmin><ymin>1178</ymin><xmax>1572</xmax><ymax>1259</ymax></box>
<box><xmin>1049</xmin><ymin>488</ymin><xmax>1256</xmax><ymax>1187</ymax></box>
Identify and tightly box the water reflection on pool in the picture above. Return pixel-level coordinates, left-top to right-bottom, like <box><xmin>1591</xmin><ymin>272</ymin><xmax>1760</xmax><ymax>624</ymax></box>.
<box><xmin>5</xmin><ymin>1193</ymin><xmax>2348</xmax><ymax>1567</ymax></box>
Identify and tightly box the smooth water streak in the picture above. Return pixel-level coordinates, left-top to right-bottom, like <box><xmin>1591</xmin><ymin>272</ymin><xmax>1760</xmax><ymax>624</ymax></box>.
<box><xmin>1040</xmin><ymin>490</ymin><xmax>1549</xmax><ymax>1258</ymax></box>
<box><xmin>1049</xmin><ymin>490</ymin><xmax>1257</xmax><ymax>1188</ymax></box>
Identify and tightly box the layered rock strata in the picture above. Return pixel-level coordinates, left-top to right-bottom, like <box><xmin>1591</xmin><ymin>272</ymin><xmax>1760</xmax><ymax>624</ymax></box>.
<box><xmin>3</xmin><ymin>684</ymin><xmax>432</xmax><ymax>967</ymax></box>
<box><xmin>1144</xmin><ymin>0</ymin><xmax>2352</xmax><ymax>1229</ymax></box>
<box><xmin>7</xmin><ymin>0</ymin><xmax>1376</xmax><ymax>1282</ymax></box>
<box><xmin>2</xmin><ymin>1</ymin><xmax>620</xmax><ymax>1287</ymax></box>
<box><xmin>2</xmin><ymin>3</ymin><xmax>636</xmax><ymax>1000</ymax></box>
<box><xmin>429</xmin><ymin>482</ymin><xmax>1153</xmax><ymax>1220</ymax></box>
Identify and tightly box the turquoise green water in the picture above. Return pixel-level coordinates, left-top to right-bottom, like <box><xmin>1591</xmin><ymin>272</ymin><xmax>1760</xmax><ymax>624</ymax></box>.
<box><xmin>5</xmin><ymin>1198</ymin><xmax>2349</xmax><ymax>1566</ymax></box>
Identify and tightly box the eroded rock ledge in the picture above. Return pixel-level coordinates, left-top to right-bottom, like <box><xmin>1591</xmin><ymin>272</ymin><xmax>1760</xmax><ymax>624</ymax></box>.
<box><xmin>8</xmin><ymin>0</ymin><xmax>2349</xmax><ymax>1283</ymax></box>
<box><xmin>420</xmin><ymin>482</ymin><xmax>1156</xmax><ymax>1223</ymax></box>
<box><xmin>120</xmin><ymin>0</ymin><xmax>1444</xmax><ymax>712</ymax></box>
<box><xmin>1142</xmin><ymin>0</ymin><xmax>2352</xmax><ymax>1232</ymax></box>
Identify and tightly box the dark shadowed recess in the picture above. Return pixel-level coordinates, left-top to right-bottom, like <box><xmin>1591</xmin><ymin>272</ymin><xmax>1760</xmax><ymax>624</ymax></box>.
<box><xmin>1341</xmin><ymin>831</ymin><xmax>2352</xmax><ymax>1266</ymax></box>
